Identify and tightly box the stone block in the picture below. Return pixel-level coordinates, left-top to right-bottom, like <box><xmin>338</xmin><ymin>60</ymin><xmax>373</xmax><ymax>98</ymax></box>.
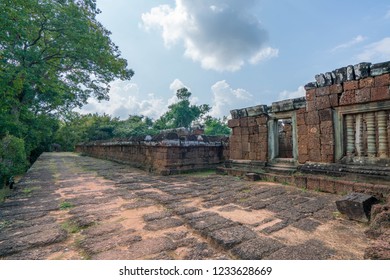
<box><xmin>298</xmin><ymin>143</ymin><xmax>308</xmax><ymax>154</ymax></box>
<box><xmin>343</xmin><ymin>80</ymin><xmax>359</xmax><ymax>91</ymax></box>
<box><xmin>296</xmin><ymin>112</ymin><xmax>306</xmax><ymax>125</ymax></box>
<box><xmin>315</xmin><ymin>73</ymin><xmax>326</xmax><ymax>87</ymax></box>
<box><xmin>334</xmin><ymin>67</ymin><xmax>348</xmax><ymax>84</ymax></box>
<box><xmin>228</xmin><ymin>119</ymin><xmax>240</xmax><ymax>128</ymax></box>
<box><xmin>298</xmin><ymin>154</ymin><xmax>309</xmax><ymax>164</ymax></box>
<box><xmin>339</xmin><ymin>90</ymin><xmax>356</xmax><ymax>105</ymax></box>
<box><xmin>315</xmin><ymin>95</ymin><xmax>331</xmax><ymax>110</ymax></box>
<box><xmin>255</xmin><ymin>116</ymin><xmax>268</xmax><ymax>125</ymax></box>
<box><xmin>318</xmin><ymin>108</ymin><xmax>333</xmax><ymax>122</ymax></box>
<box><xmin>316</xmin><ymin>86</ymin><xmax>330</xmax><ymax>97</ymax></box>
<box><xmin>354</xmin><ymin>62</ymin><xmax>371</xmax><ymax>79</ymax></box>
<box><xmin>335</xmin><ymin>193</ymin><xmax>378</xmax><ymax>223</ymax></box>
<box><xmin>355</xmin><ymin>88</ymin><xmax>371</xmax><ymax>103</ymax></box>
<box><xmin>294</xmin><ymin>176</ymin><xmax>307</xmax><ymax>188</ymax></box>
<box><xmin>370</xmin><ymin>61</ymin><xmax>390</xmax><ymax>76</ymax></box>
<box><xmin>247</xmin><ymin>117</ymin><xmax>257</xmax><ymax>127</ymax></box>
<box><xmin>346</xmin><ymin>65</ymin><xmax>355</xmax><ymax>80</ymax></box>
<box><xmin>307</xmin><ymin>177</ymin><xmax>320</xmax><ymax>190</ymax></box>
<box><xmin>308</xmin><ymin>125</ymin><xmax>320</xmax><ymax>138</ymax></box>
<box><xmin>232</xmin><ymin>127</ymin><xmax>241</xmax><ymax>136</ymax></box>
<box><xmin>306</xmin><ymin>100</ymin><xmax>316</xmax><ymax>112</ymax></box>
<box><xmin>329</xmin><ymin>94</ymin><xmax>339</xmax><ymax>107</ymax></box>
<box><xmin>306</xmin><ymin>89</ymin><xmax>316</xmax><ymax>101</ymax></box>
<box><xmin>375</xmin><ymin>73</ymin><xmax>390</xmax><ymax>87</ymax></box>
<box><xmin>308</xmin><ymin>148</ymin><xmax>321</xmax><ymax>162</ymax></box>
<box><xmin>306</xmin><ymin>112</ymin><xmax>319</xmax><ymax>125</ymax></box>
<box><xmin>319</xmin><ymin>178</ymin><xmax>335</xmax><ymax>193</ymax></box>
<box><xmin>359</xmin><ymin>77</ymin><xmax>375</xmax><ymax>88</ymax></box>
<box><xmin>244</xmin><ymin>173</ymin><xmax>261</xmax><ymax>181</ymax></box>
<box><xmin>297</xmin><ymin>124</ymin><xmax>308</xmax><ymax>135</ymax></box>
<box><xmin>246</xmin><ymin>105</ymin><xmax>268</xmax><ymax>117</ymax></box>
<box><xmin>371</xmin><ymin>86</ymin><xmax>390</xmax><ymax>101</ymax></box>
<box><xmin>324</xmin><ymin>72</ymin><xmax>334</xmax><ymax>86</ymax></box>
<box><xmin>240</xmin><ymin>117</ymin><xmax>249</xmax><ymax>127</ymax></box>
<box><xmin>304</xmin><ymin>82</ymin><xmax>317</xmax><ymax>90</ymax></box>
<box><xmin>272</xmin><ymin>99</ymin><xmax>294</xmax><ymax>112</ymax></box>
<box><xmin>330</xmin><ymin>84</ymin><xmax>343</xmax><ymax>94</ymax></box>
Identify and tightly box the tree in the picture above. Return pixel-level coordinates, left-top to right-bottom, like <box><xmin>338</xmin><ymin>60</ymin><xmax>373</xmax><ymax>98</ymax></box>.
<box><xmin>204</xmin><ymin>116</ymin><xmax>231</xmax><ymax>136</ymax></box>
<box><xmin>0</xmin><ymin>134</ymin><xmax>28</xmax><ymax>188</ymax></box>
<box><xmin>113</xmin><ymin>115</ymin><xmax>158</xmax><ymax>138</ymax></box>
<box><xmin>0</xmin><ymin>0</ymin><xmax>133</xmax><ymax>161</ymax></box>
<box><xmin>154</xmin><ymin>88</ymin><xmax>210</xmax><ymax>129</ymax></box>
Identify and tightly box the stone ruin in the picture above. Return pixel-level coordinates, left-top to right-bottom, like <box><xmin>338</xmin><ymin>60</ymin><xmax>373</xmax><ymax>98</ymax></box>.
<box><xmin>76</xmin><ymin>131</ymin><xmax>229</xmax><ymax>175</ymax></box>
<box><xmin>222</xmin><ymin>60</ymin><xmax>390</xmax><ymax>198</ymax></box>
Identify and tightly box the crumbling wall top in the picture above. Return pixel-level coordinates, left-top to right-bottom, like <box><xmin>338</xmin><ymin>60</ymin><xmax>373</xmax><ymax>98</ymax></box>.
<box><xmin>305</xmin><ymin>60</ymin><xmax>390</xmax><ymax>89</ymax></box>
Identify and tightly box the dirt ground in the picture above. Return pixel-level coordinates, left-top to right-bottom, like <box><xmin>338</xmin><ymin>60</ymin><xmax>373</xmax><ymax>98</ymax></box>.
<box><xmin>0</xmin><ymin>152</ymin><xmax>372</xmax><ymax>260</ymax></box>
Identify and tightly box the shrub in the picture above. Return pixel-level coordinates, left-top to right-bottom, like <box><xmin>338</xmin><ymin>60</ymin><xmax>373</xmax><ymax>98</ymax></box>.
<box><xmin>0</xmin><ymin>134</ymin><xmax>28</xmax><ymax>188</ymax></box>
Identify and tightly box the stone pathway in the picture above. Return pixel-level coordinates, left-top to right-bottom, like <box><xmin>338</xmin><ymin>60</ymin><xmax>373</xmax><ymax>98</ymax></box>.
<box><xmin>0</xmin><ymin>153</ymin><xmax>371</xmax><ymax>260</ymax></box>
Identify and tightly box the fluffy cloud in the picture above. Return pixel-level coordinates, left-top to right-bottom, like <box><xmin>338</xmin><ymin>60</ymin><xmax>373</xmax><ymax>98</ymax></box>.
<box><xmin>357</xmin><ymin>37</ymin><xmax>390</xmax><ymax>62</ymax></box>
<box><xmin>77</xmin><ymin>79</ymin><xmax>202</xmax><ymax>120</ymax></box>
<box><xmin>278</xmin><ymin>86</ymin><xmax>306</xmax><ymax>101</ymax></box>
<box><xmin>210</xmin><ymin>80</ymin><xmax>254</xmax><ymax>118</ymax></box>
<box><xmin>142</xmin><ymin>0</ymin><xmax>278</xmax><ymax>71</ymax></box>
<box><xmin>76</xmin><ymin>80</ymin><xmax>168</xmax><ymax>120</ymax></box>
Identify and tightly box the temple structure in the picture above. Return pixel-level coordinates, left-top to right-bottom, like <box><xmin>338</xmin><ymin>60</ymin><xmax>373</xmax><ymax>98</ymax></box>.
<box><xmin>223</xmin><ymin>61</ymin><xmax>390</xmax><ymax>193</ymax></box>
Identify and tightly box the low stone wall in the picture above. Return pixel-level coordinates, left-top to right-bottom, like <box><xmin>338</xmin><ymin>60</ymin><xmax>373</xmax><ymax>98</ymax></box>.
<box><xmin>75</xmin><ymin>139</ymin><xmax>229</xmax><ymax>175</ymax></box>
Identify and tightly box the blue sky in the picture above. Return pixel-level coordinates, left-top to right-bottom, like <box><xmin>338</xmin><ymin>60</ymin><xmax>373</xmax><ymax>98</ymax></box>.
<box><xmin>78</xmin><ymin>0</ymin><xmax>390</xmax><ymax>119</ymax></box>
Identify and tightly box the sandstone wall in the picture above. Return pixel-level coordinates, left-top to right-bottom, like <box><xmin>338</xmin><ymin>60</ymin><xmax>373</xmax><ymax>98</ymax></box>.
<box><xmin>76</xmin><ymin>140</ymin><xmax>228</xmax><ymax>175</ymax></box>
<box><xmin>301</xmin><ymin>62</ymin><xmax>390</xmax><ymax>164</ymax></box>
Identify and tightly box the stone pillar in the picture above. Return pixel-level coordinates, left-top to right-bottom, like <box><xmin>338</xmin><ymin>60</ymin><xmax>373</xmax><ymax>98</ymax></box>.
<box><xmin>355</xmin><ymin>114</ymin><xmax>363</xmax><ymax>157</ymax></box>
<box><xmin>346</xmin><ymin>114</ymin><xmax>355</xmax><ymax>156</ymax></box>
<box><xmin>366</xmin><ymin>112</ymin><xmax>376</xmax><ymax>157</ymax></box>
<box><xmin>377</xmin><ymin>111</ymin><xmax>389</xmax><ymax>158</ymax></box>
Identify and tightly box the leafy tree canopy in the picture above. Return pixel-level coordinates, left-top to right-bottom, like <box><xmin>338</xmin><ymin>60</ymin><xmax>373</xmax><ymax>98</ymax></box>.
<box><xmin>204</xmin><ymin>116</ymin><xmax>231</xmax><ymax>136</ymax></box>
<box><xmin>0</xmin><ymin>0</ymin><xmax>133</xmax><ymax>121</ymax></box>
<box><xmin>154</xmin><ymin>88</ymin><xmax>211</xmax><ymax>130</ymax></box>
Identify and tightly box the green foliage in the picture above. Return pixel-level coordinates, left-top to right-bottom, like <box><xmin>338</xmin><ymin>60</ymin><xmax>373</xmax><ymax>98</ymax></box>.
<box><xmin>0</xmin><ymin>134</ymin><xmax>28</xmax><ymax>187</ymax></box>
<box><xmin>204</xmin><ymin>116</ymin><xmax>231</xmax><ymax>136</ymax></box>
<box><xmin>113</xmin><ymin>115</ymin><xmax>158</xmax><ymax>138</ymax></box>
<box><xmin>154</xmin><ymin>88</ymin><xmax>211</xmax><ymax>129</ymax></box>
<box><xmin>59</xmin><ymin>201</ymin><xmax>74</xmax><ymax>210</ymax></box>
<box><xmin>0</xmin><ymin>0</ymin><xmax>133</xmax><ymax>163</ymax></box>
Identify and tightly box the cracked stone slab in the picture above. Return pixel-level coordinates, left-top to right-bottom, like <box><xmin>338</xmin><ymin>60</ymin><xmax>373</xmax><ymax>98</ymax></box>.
<box><xmin>265</xmin><ymin>239</ymin><xmax>335</xmax><ymax>260</ymax></box>
<box><xmin>210</xmin><ymin>225</ymin><xmax>258</xmax><ymax>249</ymax></box>
<box><xmin>231</xmin><ymin>237</ymin><xmax>284</xmax><ymax>259</ymax></box>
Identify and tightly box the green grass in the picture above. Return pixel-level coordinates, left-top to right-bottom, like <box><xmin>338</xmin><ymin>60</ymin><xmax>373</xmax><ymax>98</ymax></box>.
<box><xmin>0</xmin><ymin>220</ymin><xmax>12</xmax><ymax>230</ymax></box>
<box><xmin>59</xmin><ymin>201</ymin><xmax>74</xmax><ymax>210</ymax></box>
<box><xmin>61</xmin><ymin>221</ymin><xmax>82</xmax><ymax>234</ymax></box>
<box><xmin>0</xmin><ymin>188</ymin><xmax>12</xmax><ymax>203</ymax></box>
<box><xmin>21</xmin><ymin>186</ymin><xmax>41</xmax><ymax>196</ymax></box>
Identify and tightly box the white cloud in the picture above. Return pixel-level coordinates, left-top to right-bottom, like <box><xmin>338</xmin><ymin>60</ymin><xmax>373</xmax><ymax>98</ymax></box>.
<box><xmin>76</xmin><ymin>80</ymin><xmax>168</xmax><ymax>120</ymax></box>
<box><xmin>169</xmin><ymin>78</ymin><xmax>188</xmax><ymax>92</ymax></box>
<box><xmin>278</xmin><ymin>86</ymin><xmax>306</xmax><ymax>101</ymax></box>
<box><xmin>210</xmin><ymin>80</ymin><xmax>254</xmax><ymax>118</ymax></box>
<box><xmin>141</xmin><ymin>0</ymin><xmax>277</xmax><ymax>71</ymax></box>
<box><xmin>76</xmin><ymin>78</ymin><xmax>204</xmax><ymax>120</ymax></box>
<box><xmin>357</xmin><ymin>37</ymin><xmax>390</xmax><ymax>62</ymax></box>
<box><xmin>249</xmin><ymin>47</ymin><xmax>279</xmax><ymax>64</ymax></box>
<box><xmin>331</xmin><ymin>35</ymin><xmax>366</xmax><ymax>52</ymax></box>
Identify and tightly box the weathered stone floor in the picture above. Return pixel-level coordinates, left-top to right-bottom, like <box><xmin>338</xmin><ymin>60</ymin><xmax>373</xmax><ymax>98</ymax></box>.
<box><xmin>0</xmin><ymin>153</ymin><xmax>371</xmax><ymax>260</ymax></box>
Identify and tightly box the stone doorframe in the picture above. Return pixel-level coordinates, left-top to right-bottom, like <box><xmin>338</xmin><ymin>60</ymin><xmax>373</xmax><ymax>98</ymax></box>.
<box><xmin>267</xmin><ymin>111</ymin><xmax>299</xmax><ymax>163</ymax></box>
